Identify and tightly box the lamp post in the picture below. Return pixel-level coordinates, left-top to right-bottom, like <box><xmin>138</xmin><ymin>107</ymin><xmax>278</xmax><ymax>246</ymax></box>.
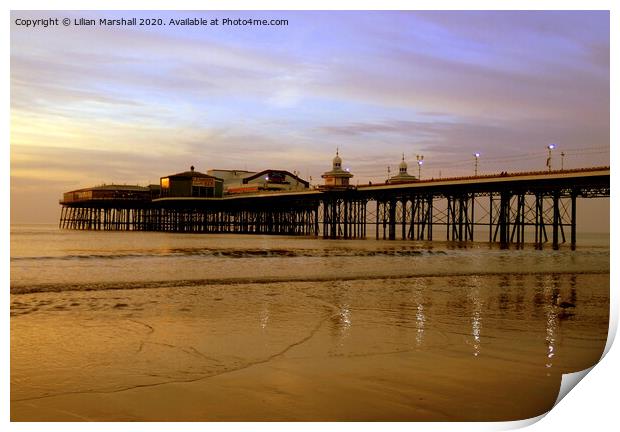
<box><xmin>473</xmin><ymin>152</ymin><xmax>480</xmax><ymax>176</ymax></box>
<box><xmin>560</xmin><ymin>152</ymin><xmax>565</xmax><ymax>171</ymax></box>
<box><xmin>416</xmin><ymin>155</ymin><xmax>424</xmax><ymax>180</ymax></box>
<box><xmin>546</xmin><ymin>144</ymin><xmax>556</xmax><ymax>172</ymax></box>
<box><xmin>387</xmin><ymin>165</ymin><xmax>391</xmax><ymax>182</ymax></box>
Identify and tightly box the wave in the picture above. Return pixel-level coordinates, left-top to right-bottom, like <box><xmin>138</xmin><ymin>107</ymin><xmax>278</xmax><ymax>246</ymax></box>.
<box><xmin>11</xmin><ymin>248</ymin><xmax>448</xmax><ymax>261</ymax></box>
<box><xmin>10</xmin><ymin>270</ymin><xmax>609</xmax><ymax>295</ymax></box>
<box><xmin>11</xmin><ymin>245</ymin><xmax>610</xmax><ymax>262</ymax></box>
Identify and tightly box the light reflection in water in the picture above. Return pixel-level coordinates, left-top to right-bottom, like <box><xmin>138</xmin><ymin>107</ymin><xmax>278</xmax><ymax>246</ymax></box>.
<box><xmin>545</xmin><ymin>311</ymin><xmax>557</xmax><ymax>369</ymax></box>
<box><xmin>469</xmin><ymin>283</ymin><xmax>483</xmax><ymax>357</ymax></box>
<box><xmin>259</xmin><ymin>303</ymin><xmax>270</xmax><ymax>330</ymax></box>
<box><xmin>543</xmin><ymin>276</ymin><xmax>559</xmax><ymax>371</ymax></box>
<box><xmin>327</xmin><ymin>282</ymin><xmax>352</xmax><ymax>346</ymax></box>
<box><xmin>329</xmin><ymin>302</ymin><xmax>352</xmax><ymax>348</ymax></box>
<box><xmin>412</xmin><ymin>283</ymin><xmax>426</xmax><ymax>347</ymax></box>
<box><xmin>416</xmin><ymin>303</ymin><xmax>425</xmax><ymax>347</ymax></box>
<box><xmin>339</xmin><ymin>304</ymin><xmax>352</xmax><ymax>334</ymax></box>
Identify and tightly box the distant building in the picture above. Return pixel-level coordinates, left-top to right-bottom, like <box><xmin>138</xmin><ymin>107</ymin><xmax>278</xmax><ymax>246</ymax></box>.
<box><xmin>160</xmin><ymin>166</ymin><xmax>224</xmax><ymax>198</ymax></box>
<box><xmin>321</xmin><ymin>150</ymin><xmax>353</xmax><ymax>189</ymax></box>
<box><xmin>225</xmin><ymin>169</ymin><xmax>309</xmax><ymax>195</ymax></box>
<box><xmin>388</xmin><ymin>155</ymin><xmax>418</xmax><ymax>184</ymax></box>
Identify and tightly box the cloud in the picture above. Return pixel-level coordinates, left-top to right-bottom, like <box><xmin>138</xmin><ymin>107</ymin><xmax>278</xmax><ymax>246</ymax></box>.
<box><xmin>10</xmin><ymin>11</ymin><xmax>609</xmax><ymax>222</ymax></box>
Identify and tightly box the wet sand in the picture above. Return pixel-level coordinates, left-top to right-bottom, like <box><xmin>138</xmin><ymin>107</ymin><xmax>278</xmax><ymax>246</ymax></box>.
<box><xmin>11</xmin><ymin>273</ymin><xmax>608</xmax><ymax>421</ymax></box>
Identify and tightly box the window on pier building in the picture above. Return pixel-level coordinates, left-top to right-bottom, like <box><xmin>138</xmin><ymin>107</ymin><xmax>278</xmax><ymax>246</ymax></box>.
<box><xmin>192</xmin><ymin>186</ymin><xmax>209</xmax><ymax>197</ymax></box>
<box><xmin>160</xmin><ymin>177</ymin><xmax>170</xmax><ymax>197</ymax></box>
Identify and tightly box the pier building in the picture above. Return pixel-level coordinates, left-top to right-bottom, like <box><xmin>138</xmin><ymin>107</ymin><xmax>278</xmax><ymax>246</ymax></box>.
<box><xmin>231</xmin><ymin>169</ymin><xmax>309</xmax><ymax>193</ymax></box>
<box><xmin>160</xmin><ymin>166</ymin><xmax>224</xmax><ymax>198</ymax></box>
<box><xmin>207</xmin><ymin>169</ymin><xmax>256</xmax><ymax>190</ymax></box>
<box><xmin>208</xmin><ymin>169</ymin><xmax>309</xmax><ymax>194</ymax></box>
<box><xmin>62</xmin><ymin>184</ymin><xmax>152</xmax><ymax>203</ymax></box>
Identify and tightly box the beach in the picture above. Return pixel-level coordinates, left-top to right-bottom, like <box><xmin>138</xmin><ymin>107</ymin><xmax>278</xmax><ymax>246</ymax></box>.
<box><xmin>10</xmin><ymin>225</ymin><xmax>609</xmax><ymax>421</ymax></box>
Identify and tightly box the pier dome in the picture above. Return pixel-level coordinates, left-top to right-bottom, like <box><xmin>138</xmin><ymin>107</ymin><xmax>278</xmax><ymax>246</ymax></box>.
<box><xmin>321</xmin><ymin>149</ymin><xmax>353</xmax><ymax>189</ymax></box>
<box><xmin>398</xmin><ymin>154</ymin><xmax>408</xmax><ymax>174</ymax></box>
<box><xmin>389</xmin><ymin>154</ymin><xmax>418</xmax><ymax>184</ymax></box>
<box><xmin>332</xmin><ymin>150</ymin><xmax>343</xmax><ymax>169</ymax></box>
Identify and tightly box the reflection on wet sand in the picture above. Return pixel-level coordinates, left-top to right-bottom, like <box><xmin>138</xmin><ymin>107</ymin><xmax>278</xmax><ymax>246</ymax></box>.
<box><xmin>413</xmin><ymin>281</ymin><xmax>426</xmax><ymax>347</ymax></box>
<box><xmin>468</xmin><ymin>281</ymin><xmax>483</xmax><ymax>357</ymax></box>
<box><xmin>11</xmin><ymin>272</ymin><xmax>608</xmax><ymax>421</ymax></box>
<box><xmin>259</xmin><ymin>302</ymin><xmax>270</xmax><ymax>330</ymax></box>
<box><xmin>541</xmin><ymin>275</ymin><xmax>559</xmax><ymax>371</ymax></box>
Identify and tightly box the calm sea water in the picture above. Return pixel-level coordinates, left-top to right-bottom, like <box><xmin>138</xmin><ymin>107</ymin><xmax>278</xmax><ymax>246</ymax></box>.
<box><xmin>10</xmin><ymin>224</ymin><xmax>611</xmax><ymax>421</ymax></box>
<box><xmin>10</xmin><ymin>224</ymin><xmax>610</xmax><ymax>293</ymax></box>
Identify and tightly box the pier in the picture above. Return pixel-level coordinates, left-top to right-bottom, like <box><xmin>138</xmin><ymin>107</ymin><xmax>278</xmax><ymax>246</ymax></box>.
<box><xmin>59</xmin><ymin>167</ymin><xmax>609</xmax><ymax>249</ymax></box>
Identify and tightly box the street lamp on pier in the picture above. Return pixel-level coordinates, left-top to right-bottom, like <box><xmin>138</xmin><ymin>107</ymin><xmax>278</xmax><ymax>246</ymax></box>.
<box><xmin>473</xmin><ymin>152</ymin><xmax>480</xmax><ymax>176</ymax></box>
<box><xmin>416</xmin><ymin>155</ymin><xmax>424</xmax><ymax>180</ymax></box>
<box><xmin>546</xmin><ymin>144</ymin><xmax>556</xmax><ymax>172</ymax></box>
<box><xmin>560</xmin><ymin>152</ymin><xmax>565</xmax><ymax>171</ymax></box>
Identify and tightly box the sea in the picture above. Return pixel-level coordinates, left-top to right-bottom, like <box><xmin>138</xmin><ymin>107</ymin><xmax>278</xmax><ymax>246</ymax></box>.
<box><xmin>9</xmin><ymin>224</ymin><xmax>611</xmax><ymax>421</ymax></box>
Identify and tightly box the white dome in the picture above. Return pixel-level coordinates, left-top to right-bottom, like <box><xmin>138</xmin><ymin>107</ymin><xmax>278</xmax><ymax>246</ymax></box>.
<box><xmin>398</xmin><ymin>154</ymin><xmax>408</xmax><ymax>173</ymax></box>
<box><xmin>332</xmin><ymin>150</ymin><xmax>342</xmax><ymax>169</ymax></box>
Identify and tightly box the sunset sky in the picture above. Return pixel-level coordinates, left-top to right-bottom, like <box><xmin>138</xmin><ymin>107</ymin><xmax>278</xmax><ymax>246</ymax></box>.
<box><xmin>10</xmin><ymin>10</ymin><xmax>609</xmax><ymax>223</ymax></box>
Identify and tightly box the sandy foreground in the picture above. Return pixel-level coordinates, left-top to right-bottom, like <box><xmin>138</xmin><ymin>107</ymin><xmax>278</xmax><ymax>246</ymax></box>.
<box><xmin>11</xmin><ymin>274</ymin><xmax>608</xmax><ymax>421</ymax></box>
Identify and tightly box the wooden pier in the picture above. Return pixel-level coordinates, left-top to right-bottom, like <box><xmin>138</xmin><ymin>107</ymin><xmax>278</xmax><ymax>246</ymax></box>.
<box><xmin>59</xmin><ymin>167</ymin><xmax>609</xmax><ymax>249</ymax></box>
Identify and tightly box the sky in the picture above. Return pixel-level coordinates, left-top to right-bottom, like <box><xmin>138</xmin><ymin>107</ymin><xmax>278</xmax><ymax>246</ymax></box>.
<box><xmin>10</xmin><ymin>10</ymin><xmax>610</xmax><ymax>224</ymax></box>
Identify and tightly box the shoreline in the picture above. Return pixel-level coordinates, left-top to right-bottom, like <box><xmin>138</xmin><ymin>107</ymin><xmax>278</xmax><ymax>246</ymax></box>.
<box><xmin>10</xmin><ymin>268</ymin><xmax>611</xmax><ymax>295</ymax></box>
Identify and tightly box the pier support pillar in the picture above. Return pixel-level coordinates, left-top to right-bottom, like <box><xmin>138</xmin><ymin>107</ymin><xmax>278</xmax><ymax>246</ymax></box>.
<box><xmin>552</xmin><ymin>191</ymin><xmax>560</xmax><ymax>250</ymax></box>
<box><xmin>499</xmin><ymin>192</ymin><xmax>510</xmax><ymax>249</ymax></box>
<box><xmin>388</xmin><ymin>199</ymin><xmax>396</xmax><ymax>240</ymax></box>
<box><xmin>571</xmin><ymin>191</ymin><xmax>577</xmax><ymax>250</ymax></box>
